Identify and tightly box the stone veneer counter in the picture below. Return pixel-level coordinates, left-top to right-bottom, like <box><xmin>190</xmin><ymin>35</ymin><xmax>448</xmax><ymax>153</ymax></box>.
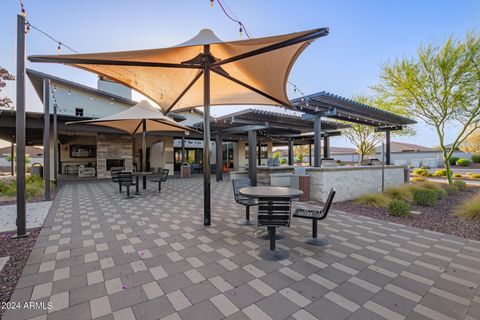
<box><xmin>306</xmin><ymin>165</ymin><xmax>405</xmax><ymax>202</ymax></box>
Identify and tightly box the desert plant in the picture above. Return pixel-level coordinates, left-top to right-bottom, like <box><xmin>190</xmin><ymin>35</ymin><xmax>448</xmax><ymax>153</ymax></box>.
<box><xmin>434</xmin><ymin>169</ymin><xmax>447</xmax><ymax>177</ymax></box>
<box><xmin>471</xmin><ymin>174</ymin><xmax>480</xmax><ymax>179</ymax></box>
<box><xmin>435</xmin><ymin>189</ymin><xmax>448</xmax><ymax>200</ymax></box>
<box><xmin>355</xmin><ymin>193</ymin><xmax>390</xmax><ymax>208</ymax></box>
<box><xmin>471</xmin><ymin>154</ymin><xmax>480</xmax><ymax>163</ymax></box>
<box><xmin>453</xmin><ymin>173</ymin><xmax>463</xmax><ymax>178</ymax></box>
<box><xmin>416</xmin><ymin>181</ymin><xmax>443</xmax><ymax>190</ymax></box>
<box><xmin>456</xmin><ymin>158</ymin><xmax>470</xmax><ymax>167</ymax></box>
<box><xmin>449</xmin><ymin>157</ymin><xmax>460</xmax><ymax>166</ymax></box>
<box><xmin>279</xmin><ymin>158</ymin><xmax>287</xmax><ymax>165</ymax></box>
<box><xmin>388</xmin><ymin>199</ymin><xmax>411</xmax><ymax>217</ymax></box>
<box><xmin>384</xmin><ymin>186</ymin><xmax>413</xmax><ymax>202</ymax></box>
<box><xmin>445</xmin><ymin>184</ymin><xmax>460</xmax><ymax>195</ymax></box>
<box><xmin>413</xmin><ymin>189</ymin><xmax>437</xmax><ymax>206</ymax></box>
<box><xmin>453</xmin><ymin>180</ymin><xmax>468</xmax><ymax>191</ymax></box>
<box><xmin>411</xmin><ymin>177</ymin><xmax>426</xmax><ymax>182</ymax></box>
<box><xmin>455</xmin><ymin>193</ymin><xmax>480</xmax><ymax>220</ymax></box>
<box><xmin>413</xmin><ymin>168</ymin><xmax>430</xmax><ymax>177</ymax></box>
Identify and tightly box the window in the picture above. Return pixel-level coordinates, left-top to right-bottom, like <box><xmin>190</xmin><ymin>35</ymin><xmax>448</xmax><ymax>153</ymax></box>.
<box><xmin>75</xmin><ymin>108</ymin><xmax>84</xmax><ymax>117</ymax></box>
<box><xmin>245</xmin><ymin>143</ymin><xmax>268</xmax><ymax>159</ymax></box>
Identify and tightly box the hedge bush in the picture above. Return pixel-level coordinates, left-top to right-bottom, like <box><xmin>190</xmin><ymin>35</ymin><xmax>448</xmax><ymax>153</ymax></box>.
<box><xmin>435</xmin><ymin>189</ymin><xmax>447</xmax><ymax>200</ymax></box>
<box><xmin>355</xmin><ymin>193</ymin><xmax>390</xmax><ymax>208</ymax></box>
<box><xmin>471</xmin><ymin>174</ymin><xmax>480</xmax><ymax>179</ymax></box>
<box><xmin>411</xmin><ymin>177</ymin><xmax>426</xmax><ymax>182</ymax></box>
<box><xmin>456</xmin><ymin>158</ymin><xmax>470</xmax><ymax>167</ymax></box>
<box><xmin>434</xmin><ymin>169</ymin><xmax>447</xmax><ymax>177</ymax></box>
<box><xmin>413</xmin><ymin>168</ymin><xmax>430</xmax><ymax>177</ymax></box>
<box><xmin>471</xmin><ymin>154</ymin><xmax>480</xmax><ymax>163</ymax></box>
<box><xmin>413</xmin><ymin>189</ymin><xmax>437</xmax><ymax>206</ymax></box>
<box><xmin>445</xmin><ymin>184</ymin><xmax>459</xmax><ymax>195</ymax></box>
<box><xmin>455</xmin><ymin>193</ymin><xmax>480</xmax><ymax>220</ymax></box>
<box><xmin>388</xmin><ymin>199</ymin><xmax>411</xmax><ymax>217</ymax></box>
<box><xmin>453</xmin><ymin>173</ymin><xmax>463</xmax><ymax>178</ymax></box>
<box><xmin>453</xmin><ymin>180</ymin><xmax>467</xmax><ymax>191</ymax></box>
<box><xmin>449</xmin><ymin>157</ymin><xmax>460</xmax><ymax>165</ymax></box>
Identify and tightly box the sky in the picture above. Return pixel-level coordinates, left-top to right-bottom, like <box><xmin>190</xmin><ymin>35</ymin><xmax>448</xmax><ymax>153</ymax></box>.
<box><xmin>1</xmin><ymin>0</ymin><xmax>479</xmax><ymax>149</ymax></box>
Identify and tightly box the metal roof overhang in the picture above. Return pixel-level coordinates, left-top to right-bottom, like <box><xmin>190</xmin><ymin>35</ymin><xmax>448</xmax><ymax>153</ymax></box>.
<box><xmin>192</xmin><ymin>108</ymin><xmax>349</xmax><ymax>143</ymax></box>
<box><xmin>291</xmin><ymin>91</ymin><xmax>416</xmax><ymax>127</ymax></box>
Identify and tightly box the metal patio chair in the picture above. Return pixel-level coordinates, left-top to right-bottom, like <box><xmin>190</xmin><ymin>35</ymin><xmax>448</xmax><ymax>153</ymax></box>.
<box><xmin>232</xmin><ymin>178</ymin><xmax>257</xmax><ymax>225</ymax></box>
<box><xmin>293</xmin><ymin>188</ymin><xmax>336</xmax><ymax>246</ymax></box>
<box><xmin>149</xmin><ymin>169</ymin><xmax>169</xmax><ymax>192</ymax></box>
<box><xmin>257</xmin><ymin>196</ymin><xmax>292</xmax><ymax>259</ymax></box>
<box><xmin>117</xmin><ymin>172</ymin><xmax>136</xmax><ymax>198</ymax></box>
<box><xmin>110</xmin><ymin>167</ymin><xmax>123</xmax><ymax>193</ymax></box>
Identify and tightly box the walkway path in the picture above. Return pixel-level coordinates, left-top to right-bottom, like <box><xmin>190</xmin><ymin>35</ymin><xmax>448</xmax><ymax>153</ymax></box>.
<box><xmin>4</xmin><ymin>178</ymin><xmax>480</xmax><ymax>320</ymax></box>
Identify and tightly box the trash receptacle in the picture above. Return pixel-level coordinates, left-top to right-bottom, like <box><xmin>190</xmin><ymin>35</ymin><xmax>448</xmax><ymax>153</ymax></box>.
<box><xmin>181</xmin><ymin>162</ymin><xmax>191</xmax><ymax>178</ymax></box>
<box><xmin>31</xmin><ymin>163</ymin><xmax>43</xmax><ymax>177</ymax></box>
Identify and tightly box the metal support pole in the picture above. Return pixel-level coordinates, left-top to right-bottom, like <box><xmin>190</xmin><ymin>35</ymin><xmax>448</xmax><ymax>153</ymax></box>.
<box><xmin>308</xmin><ymin>143</ymin><xmax>312</xmax><ymax>166</ymax></box>
<box><xmin>323</xmin><ymin>135</ymin><xmax>330</xmax><ymax>159</ymax></box>
<box><xmin>43</xmin><ymin>79</ymin><xmax>51</xmax><ymax>201</ymax></box>
<box><xmin>381</xmin><ymin>143</ymin><xmax>385</xmax><ymax>192</ymax></box>
<box><xmin>257</xmin><ymin>142</ymin><xmax>261</xmax><ymax>166</ymax></box>
<box><xmin>53</xmin><ymin>102</ymin><xmax>58</xmax><ymax>180</ymax></box>
<box><xmin>203</xmin><ymin>45</ymin><xmax>211</xmax><ymax>226</ymax></box>
<box><xmin>288</xmin><ymin>138</ymin><xmax>294</xmax><ymax>165</ymax></box>
<box><xmin>10</xmin><ymin>138</ymin><xmax>14</xmax><ymax>176</ymax></box>
<box><xmin>248</xmin><ymin>130</ymin><xmax>257</xmax><ymax>186</ymax></box>
<box><xmin>181</xmin><ymin>136</ymin><xmax>185</xmax><ymax>163</ymax></box>
<box><xmin>142</xmin><ymin>119</ymin><xmax>147</xmax><ymax>188</ymax></box>
<box><xmin>14</xmin><ymin>14</ymin><xmax>28</xmax><ymax>238</ymax></box>
<box><xmin>314</xmin><ymin>116</ymin><xmax>322</xmax><ymax>167</ymax></box>
<box><xmin>385</xmin><ymin>130</ymin><xmax>391</xmax><ymax>165</ymax></box>
<box><xmin>215</xmin><ymin>135</ymin><xmax>222</xmax><ymax>182</ymax></box>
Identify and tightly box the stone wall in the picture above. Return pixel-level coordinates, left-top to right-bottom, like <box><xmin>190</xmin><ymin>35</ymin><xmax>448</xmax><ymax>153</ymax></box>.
<box><xmin>306</xmin><ymin>166</ymin><xmax>405</xmax><ymax>202</ymax></box>
<box><xmin>97</xmin><ymin>134</ymin><xmax>133</xmax><ymax>179</ymax></box>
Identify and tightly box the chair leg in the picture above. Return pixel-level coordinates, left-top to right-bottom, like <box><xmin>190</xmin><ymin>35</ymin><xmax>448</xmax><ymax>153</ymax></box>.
<box><xmin>118</xmin><ymin>183</ymin><xmax>122</xmax><ymax>193</ymax></box>
<box><xmin>269</xmin><ymin>227</ymin><xmax>276</xmax><ymax>251</ymax></box>
<box><xmin>126</xmin><ymin>186</ymin><xmax>130</xmax><ymax>198</ymax></box>
<box><xmin>246</xmin><ymin>206</ymin><xmax>250</xmax><ymax>221</ymax></box>
<box><xmin>158</xmin><ymin>181</ymin><xmax>161</xmax><ymax>193</ymax></box>
<box><xmin>312</xmin><ymin>219</ymin><xmax>318</xmax><ymax>239</ymax></box>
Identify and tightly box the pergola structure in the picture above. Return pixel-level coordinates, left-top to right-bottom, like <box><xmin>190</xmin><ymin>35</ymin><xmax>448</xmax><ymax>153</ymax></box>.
<box><xmin>291</xmin><ymin>91</ymin><xmax>416</xmax><ymax>166</ymax></box>
<box><xmin>193</xmin><ymin>108</ymin><xmax>349</xmax><ymax>184</ymax></box>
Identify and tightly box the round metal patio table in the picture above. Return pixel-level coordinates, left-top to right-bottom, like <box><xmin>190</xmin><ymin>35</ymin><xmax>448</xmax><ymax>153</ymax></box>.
<box><xmin>132</xmin><ymin>171</ymin><xmax>152</xmax><ymax>194</ymax></box>
<box><xmin>239</xmin><ymin>186</ymin><xmax>303</xmax><ymax>261</ymax></box>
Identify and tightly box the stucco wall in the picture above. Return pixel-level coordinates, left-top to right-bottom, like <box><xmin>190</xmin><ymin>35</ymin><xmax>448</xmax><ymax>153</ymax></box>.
<box><xmin>306</xmin><ymin>166</ymin><xmax>405</xmax><ymax>202</ymax></box>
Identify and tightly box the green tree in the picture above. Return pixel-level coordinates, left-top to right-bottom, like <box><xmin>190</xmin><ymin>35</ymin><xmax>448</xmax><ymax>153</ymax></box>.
<box><xmin>342</xmin><ymin>95</ymin><xmax>412</xmax><ymax>162</ymax></box>
<box><xmin>0</xmin><ymin>66</ymin><xmax>15</xmax><ymax>109</ymax></box>
<box><xmin>293</xmin><ymin>145</ymin><xmax>309</xmax><ymax>163</ymax></box>
<box><xmin>374</xmin><ymin>32</ymin><xmax>480</xmax><ymax>184</ymax></box>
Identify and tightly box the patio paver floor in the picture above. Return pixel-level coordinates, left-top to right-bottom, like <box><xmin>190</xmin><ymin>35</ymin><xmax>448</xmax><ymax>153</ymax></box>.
<box><xmin>3</xmin><ymin>177</ymin><xmax>480</xmax><ymax>320</ymax></box>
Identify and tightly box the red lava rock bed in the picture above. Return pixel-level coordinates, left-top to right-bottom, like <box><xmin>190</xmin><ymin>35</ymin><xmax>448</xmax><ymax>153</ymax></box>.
<box><xmin>332</xmin><ymin>186</ymin><xmax>480</xmax><ymax>241</ymax></box>
<box><xmin>0</xmin><ymin>229</ymin><xmax>40</xmax><ymax>318</ymax></box>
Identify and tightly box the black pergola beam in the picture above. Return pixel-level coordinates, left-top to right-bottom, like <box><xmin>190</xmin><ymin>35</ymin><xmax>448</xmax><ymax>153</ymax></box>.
<box><xmin>215</xmin><ymin>123</ymin><xmax>269</xmax><ymax>135</ymax></box>
<box><xmin>374</xmin><ymin>125</ymin><xmax>403</xmax><ymax>132</ymax></box>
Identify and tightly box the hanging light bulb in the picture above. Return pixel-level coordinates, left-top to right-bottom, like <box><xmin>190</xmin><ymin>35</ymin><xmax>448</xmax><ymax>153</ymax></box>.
<box><xmin>210</xmin><ymin>0</ymin><xmax>214</xmax><ymax>7</ymax></box>
<box><xmin>57</xmin><ymin>43</ymin><xmax>61</xmax><ymax>54</ymax></box>
<box><xmin>239</xmin><ymin>24</ymin><xmax>243</xmax><ymax>37</ymax></box>
<box><xmin>67</xmin><ymin>90</ymin><xmax>71</xmax><ymax>95</ymax></box>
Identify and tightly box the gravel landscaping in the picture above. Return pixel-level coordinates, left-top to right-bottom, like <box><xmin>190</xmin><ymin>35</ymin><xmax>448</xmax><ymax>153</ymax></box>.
<box><xmin>0</xmin><ymin>229</ymin><xmax>40</xmax><ymax>319</ymax></box>
<box><xmin>332</xmin><ymin>186</ymin><xmax>480</xmax><ymax>241</ymax></box>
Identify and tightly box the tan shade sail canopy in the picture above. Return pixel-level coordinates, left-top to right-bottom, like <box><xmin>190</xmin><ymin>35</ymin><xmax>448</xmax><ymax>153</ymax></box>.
<box><xmin>67</xmin><ymin>100</ymin><xmax>191</xmax><ymax>134</ymax></box>
<box><xmin>29</xmin><ymin>28</ymin><xmax>329</xmax><ymax>114</ymax></box>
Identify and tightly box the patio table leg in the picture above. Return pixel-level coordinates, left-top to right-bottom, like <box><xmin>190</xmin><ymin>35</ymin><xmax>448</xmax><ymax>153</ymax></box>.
<box><xmin>143</xmin><ymin>176</ymin><xmax>147</xmax><ymax>189</ymax></box>
<box><xmin>135</xmin><ymin>176</ymin><xmax>140</xmax><ymax>194</ymax></box>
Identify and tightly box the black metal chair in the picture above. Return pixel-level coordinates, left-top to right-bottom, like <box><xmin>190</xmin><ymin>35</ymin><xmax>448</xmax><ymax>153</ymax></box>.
<box><xmin>293</xmin><ymin>188</ymin><xmax>336</xmax><ymax>246</ymax></box>
<box><xmin>257</xmin><ymin>197</ymin><xmax>292</xmax><ymax>260</ymax></box>
<box><xmin>110</xmin><ymin>167</ymin><xmax>123</xmax><ymax>193</ymax></box>
<box><xmin>232</xmin><ymin>178</ymin><xmax>257</xmax><ymax>225</ymax></box>
<box><xmin>149</xmin><ymin>169</ymin><xmax>169</xmax><ymax>192</ymax></box>
<box><xmin>117</xmin><ymin>172</ymin><xmax>136</xmax><ymax>198</ymax></box>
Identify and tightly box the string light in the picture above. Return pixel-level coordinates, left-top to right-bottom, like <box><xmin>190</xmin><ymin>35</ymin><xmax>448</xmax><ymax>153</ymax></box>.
<box><xmin>210</xmin><ymin>0</ymin><xmax>214</xmax><ymax>7</ymax></box>
<box><xmin>24</xmin><ymin>20</ymin><xmax>79</xmax><ymax>54</ymax></box>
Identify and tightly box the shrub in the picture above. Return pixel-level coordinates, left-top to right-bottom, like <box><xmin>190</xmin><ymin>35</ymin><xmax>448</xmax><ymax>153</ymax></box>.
<box><xmin>471</xmin><ymin>174</ymin><xmax>480</xmax><ymax>179</ymax></box>
<box><xmin>435</xmin><ymin>189</ymin><xmax>447</xmax><ymax>200</ymax></box>
<box><xmin>453</xmin><ymin>173</ymin><xmax>463</xmax><ymax>178</ymax></box>
<box><xmin>279</xmin><ymin>158</ymin><xmax>287</xmax><ymax>165</ymax></box>
<box><xmin>445</xmin><ymin>184</ymin><xmax>460</xmax><ymax>195</ymax></box>
<box><xmin>421</xmin><ymin>165</ymin><xmax>431</xmax><ymax>169</ymax></box>
<box><xmin>434</xmin><ymin>169</ymin><xmax>447</xmax><ymax>177</ymax></box>
<box><xmin>388</xmin><ymin>199</ymin><xmax>411</xmax><ymax>217</ymax></box>
<box><xmin>384</xmin><ymin>186</ymin><xmax>413</xmax><ymax>202</ymax></box>
<box><xmin>413</xmin><ymin>168</ymin><xmax>430</xmax><ymax>177</ymax></box>
<box><xmin>456</xmin><ymin>158</ymin><xmax>470</xmax><ymax>167</ymax></box>
<box><xmin>411</xmin><ymin>177</ymin><xmax>426</xmax><ymax>182</ymax></box>
<box><xmin>453</xmin><ymin>180</ymin><xmax>467</xmax><ymax>191</ymax></box>
<box><xmin>455</xmin><ymin>193</ymin><xmax>480</xmax><ymax>220</ymax></box>
<box><xmin>471</xmin><ymin>154</ymin><xmax>480</xmax><ymax>163</ymax></box>
<box><xmin>449</xmin><ymin>157</ymin><xmax>460</xmax><ymax>165</ymax></box>
<box><xmin>416</xmin><ymin>181</ymin><xmax>442</xmax><ymax>190</ymax></box>
<box><xmin>413</xmin><ymin>189</ymin><xmax>437</xmax><ymax>206</ymax></box>
<box><xmin>355</xmin><ymin>193</ymin><xmax>390</xmax><ymax>208</ymax></box>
